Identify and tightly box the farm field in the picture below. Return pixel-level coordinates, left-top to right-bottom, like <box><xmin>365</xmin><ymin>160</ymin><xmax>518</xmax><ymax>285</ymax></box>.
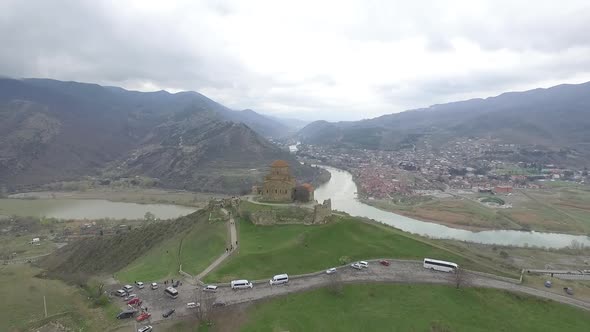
<box><xmin>240</xmin><ymin>283</ymin><xmax>590</xmax><ymax>332</ymax></box>
<box><xmin>0</xmin><ymin>265</ymin><xmax>117</xmax><ymax>332</ymax></box>
<box><xmin>7</xmin><ymin>188</ymin><xmax>221</xmax><ymax>208</ymax></box>
<box><xmin>365</xmin><ymin>184</ymin><xmax>590</xmax><ymax>234</ymax></box>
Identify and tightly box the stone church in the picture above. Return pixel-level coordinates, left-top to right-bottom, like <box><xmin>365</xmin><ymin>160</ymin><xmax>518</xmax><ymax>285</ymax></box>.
<box><xmin>253</xmin><ymin>160</ymin><xmax>314</xmax><ymax>202</ymax></box>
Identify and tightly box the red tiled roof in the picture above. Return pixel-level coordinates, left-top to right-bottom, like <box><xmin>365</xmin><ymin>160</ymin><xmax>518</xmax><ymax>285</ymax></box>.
<box><xmin>271</xmin><ymin>160</ymin><xmax>289</xmax><ymax>167</ymax></box>
<box><xmin>302</xmin><ymin>183</ymin><xmax>314</xmax><ymax>192</ymax></box>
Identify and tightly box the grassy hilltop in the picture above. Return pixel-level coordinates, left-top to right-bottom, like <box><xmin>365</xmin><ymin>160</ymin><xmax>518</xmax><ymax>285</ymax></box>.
<box><xmin>240</xmin><ymin>284</ymin><xmax>590</xmax><ymax>332</ymax></box>
<box><xmin>205</xmin><ymin>214</ymin><xmax>511</xmax><ymax>283</ymax></box>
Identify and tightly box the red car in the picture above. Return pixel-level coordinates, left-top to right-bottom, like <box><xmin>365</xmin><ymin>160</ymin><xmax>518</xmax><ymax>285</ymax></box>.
<box><xmin>127</xmin><ymin>298</ymin><xmax>141</xmax><ymax>305</ymax></box>
<box><xmin>136</xmin><ymin>312</ymin><xmax>151</xmax><ymax>322</ymax></box>
<box><xmin>379</xmin><ymin>260</ymin><xmax>390</xmax><ymax>266</ymax></box>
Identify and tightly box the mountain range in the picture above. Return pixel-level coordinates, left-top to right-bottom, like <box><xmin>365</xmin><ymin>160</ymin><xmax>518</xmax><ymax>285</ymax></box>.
<box><xmin>0</xmin><ymin>78</ymin><xmax>322</xmax><ymax>193</ymax></box>
<box><xmin>298</xmin><ymin>82</ymin><xmax>590</xmax><ymax>164</ymax></box>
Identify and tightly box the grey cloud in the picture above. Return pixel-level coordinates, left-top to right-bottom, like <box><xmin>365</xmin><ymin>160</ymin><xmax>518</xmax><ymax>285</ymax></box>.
<box><xmin>378</xmin><ymin>51</ymin><xmax>590</xmax><ymax>111</ymax></box>
<box><xmin>0</xmin><ymin>0</ymin><xmax>247</xmax><ymax>91</ymax></box>
<box><xmin>1</xmin><ymin>0</ymin><xmax>590</xmax><ymax>122</ymax></box>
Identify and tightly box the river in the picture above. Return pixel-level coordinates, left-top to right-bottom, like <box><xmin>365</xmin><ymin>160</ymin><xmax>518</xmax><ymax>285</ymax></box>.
<box><xmin>0</xmin><ymin>198</ymin><xmax>197</xmax><ymax>220</ymax></box>
<box><xmin>314</xmin><ymin>166</ymin><xmax>590</xmax><ymax>248</ymax></box>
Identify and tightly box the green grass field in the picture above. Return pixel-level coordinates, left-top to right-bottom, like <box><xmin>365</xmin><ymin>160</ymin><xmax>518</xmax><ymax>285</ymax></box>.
<box><xmin>204</xmin><ymin>216</ymin><xmax>497</xmax><ymax>283</ymax></box>
<box><xmin>114</xmin><ymin>233</ymin><xmax>184</xmax><ymax>282</ymax></box>
<box><xmin>240</xmin><ymin>284</ymin><xmax>590</xmax><ymax>332</ymax></box>
<box><xmin>180</xmin><ymin>219</ymin><xmax>227</xmax><ymax>275</ymax></box>
<box><xmin>116</xmin><ymin>215</ymin><xmax>227</xmax><ymax>282</ymax></box>
<box><xmin>0</xmin><ymin>265</ymin><xmax>116</xmax><ymax>331</ymax></box>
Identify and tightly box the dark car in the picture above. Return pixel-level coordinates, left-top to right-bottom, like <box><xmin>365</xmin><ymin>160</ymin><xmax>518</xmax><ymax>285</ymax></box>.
<box><xmin>212</xmin><ymin>301</ymin><xmax>225</xmax><ymax>308</ymax></box>
<box><xmin>116</xmin><ymin>310</ymin><xmax>136</xmax><ymax>319</ymax></box>
<box><xmin>162</xmin><ymin>308</ymin><xmax>176</xmax><ymax>318</ymax></box>
<box><xmin>379</xmin><ymin>260</ymin><xmax>390</xmax><ymax>266</ymax></box>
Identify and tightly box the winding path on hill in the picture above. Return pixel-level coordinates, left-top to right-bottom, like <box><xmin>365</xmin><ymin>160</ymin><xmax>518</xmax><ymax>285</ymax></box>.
<box><xmin>195</xmin><ymin>208</ymin><xmax>238</xmax><ymax>282</ymax></box>
<box><xmin>202</xmin><ymin>260</ymin><xmax>590</xmax><ymax>312</ymax></box>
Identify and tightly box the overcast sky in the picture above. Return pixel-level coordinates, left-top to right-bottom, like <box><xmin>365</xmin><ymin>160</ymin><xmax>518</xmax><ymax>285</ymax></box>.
<box><xmin>1</xmin><ymin>0</ymin><xmax>590</xmax><ymax>121</ymax></box>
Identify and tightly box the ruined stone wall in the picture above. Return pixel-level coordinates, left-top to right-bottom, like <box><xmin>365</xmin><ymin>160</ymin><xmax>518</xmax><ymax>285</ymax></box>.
<box><xmin>239</xmin><ymin>200</ymin><xmax>331</xmax><ymax>226</ymax></box>
<box><xmin>208</xmin><ymin>197</ymin><xmax>241</xmax><ymax>210</ymax></box>
<box><xmin>312</xmin><ymin>199</ymin><xmax>332</xmax><ymax>224</ymax></box>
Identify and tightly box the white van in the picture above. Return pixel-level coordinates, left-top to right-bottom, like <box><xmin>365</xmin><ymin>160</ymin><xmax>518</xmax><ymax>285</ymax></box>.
<box><xmin>269</xmin><ymin>274</ymin><xmax>289</xmax><ymax>285</ymax></box>
<box><xmin>231</xmin><ymin>280</ymin><xmax>253</xmax><ymax>290</ymax></box>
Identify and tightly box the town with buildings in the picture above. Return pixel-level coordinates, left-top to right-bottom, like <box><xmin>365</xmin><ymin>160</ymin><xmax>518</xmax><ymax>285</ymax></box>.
<box><xmin>292</xmin><ymin>138</ymin><xmax>589</xmax><ymax>200</ymax></box>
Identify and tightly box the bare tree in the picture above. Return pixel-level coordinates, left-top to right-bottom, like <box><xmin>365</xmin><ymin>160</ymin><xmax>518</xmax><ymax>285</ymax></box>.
<box><xmin>97</xmin><ymin>282</ymin><xmax>105</xmax><ymax>297</ymax></box>
<box><xmin>195</xmin><ymin>288</ymin><xmax>216</xmax><ymax>323</ymax></box>
<box><xmin>454</xmin><ymin>267</ymin><xmax>468</xmax><ymax>289</ymax></box>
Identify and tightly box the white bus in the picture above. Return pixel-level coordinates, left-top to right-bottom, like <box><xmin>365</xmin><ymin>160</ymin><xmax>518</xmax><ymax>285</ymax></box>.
<box><xmin>164</xmin><ymin>286</ymin><xmax>179</xmax><ymax>299</ymax></box>
<box><xmin>269</xmin><ymin>274</ymin><xmax>289</xmax><ymax>285</ymax></box>
<box><xmin>423</xmin><ymin>258</ymin><xmax>458</xmax><ymax>273</ymax></box>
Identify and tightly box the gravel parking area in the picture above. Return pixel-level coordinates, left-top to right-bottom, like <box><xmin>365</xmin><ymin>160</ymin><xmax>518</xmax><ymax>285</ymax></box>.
<box><xmin>112</xmin><ymin>259</ymin><xmax>590</xmax><ymax>326</ymax></box>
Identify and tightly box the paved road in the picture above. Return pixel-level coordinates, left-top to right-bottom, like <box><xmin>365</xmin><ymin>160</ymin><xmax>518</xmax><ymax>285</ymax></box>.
<box><xmin>194</xmin><ymin>209</ymin><xmax>238</xmax><ymax>281</ymax></box>
<box><xmin>121</xmin><ymin>259</ymin><xmax>590</xmax><ymax>327</ymax></box>
<box><xmin>526</xmin><ymin>269</ymin><xmax>590</xmax><ymax>281</ymax></box>
<box><xmin>208</xmin><ymin>260</ymin><xmax>590</xmax><ymax>312</ymax></box>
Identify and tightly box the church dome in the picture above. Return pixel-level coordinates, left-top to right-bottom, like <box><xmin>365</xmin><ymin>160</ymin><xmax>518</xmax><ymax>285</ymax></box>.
<box><xmin>271</xmin><ymin>160</ymin><xmax>289</xmax><ymax>167</ymax></box>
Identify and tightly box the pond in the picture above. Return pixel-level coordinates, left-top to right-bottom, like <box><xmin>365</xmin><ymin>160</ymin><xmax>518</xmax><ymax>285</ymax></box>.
<box><xmin>0</xmin><ymin>198</ymin><xmax>197</xmax><ymax>220</ymax></box>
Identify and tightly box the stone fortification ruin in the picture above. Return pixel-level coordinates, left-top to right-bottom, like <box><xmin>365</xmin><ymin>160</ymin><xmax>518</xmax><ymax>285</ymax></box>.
<box><xmin>247</xmin><ymin>160</ymin><xmax>332</xmax><ymax>225</ymax></box>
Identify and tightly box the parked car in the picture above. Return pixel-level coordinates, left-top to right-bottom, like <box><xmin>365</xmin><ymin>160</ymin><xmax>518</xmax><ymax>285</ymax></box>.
<box><xmin>116</xmin><ymin>289</ymin><xmax>126</xmax><ymax>297</ymax></box>
<box><xmin>203</xmin><ymin>285</ymin><xmax>218</xmax><ymax>292</ymax></box>
<box><xmin>136</xmin><ymin>312</ymin><xmax>151</xmax><ymax>322</ymax></box>
<box><xmin>326</xmin><ymin>267</ymin><xmax>337</xmax><ymax>274</ymax></box>
<box><xmin>358</xmin><ymin>261</ymin><xmax>368</xmax><ymax>268</ymax></box>
<box><xmin>135</xmin><ymin>281</ymin><xmax>145</xmax><ymax>289</ymax></box>
<box><xmin>150</xmin><ymin>282</ymin><xmax>158</xmax><ymax>290</ymax></box>
<box><xmin>162</xmin><ymin>308</ymin><xmax>176</xmax><ymax>318</ymax></box>
<box><xmin>124</xmin><ymin>294</ymin><xmax>137</xmax><ymax>301</ymax></box>
<box><xmin>127</xmin><ymin>298</ymin><xmax>141</xmax><ymax>305</ymax></box>
<box><xmin>351</xmin><ymin>263</ymin><xmax>362</xmax><ymax>270</ymax></box>
<box><xmin>212</xmin><ymin>301</ymin><xmax>225</xmax><ymax>307</ymax></box>
<box><xmin>379</xmin><ymin>260</ymin><xmax>390</xmax><ymax>266</ymax></box>
<box><xmin>544</xmin><ymin>280</ymin><xmax>552</xmax><ymax>288</ymax></box>
<box><xmin>123</xmin><ymin>284</ymin><xmax>134</xmax><ymax>292</ymax></box>
<box><xmin>137</xmin><ymin>326</ymin><xmax>152</xmax><ymax>332</ymax></box>
<box><xmin>172</xmin><ymin>280</ymin><xmax>180</xmax><ymax>287</ymax></box>
<box><xmin>564</xmin><ymin>287</ymin><xmax>574</xmax><ymax>295</ymax></box>
<box><xmin>187</xmin><ymin>302</ymin><xmax>200</xmax><ymax>309</ymax></box>
<box><xmin>116</xmin><ymin>310</ymin><xmax>137</xmax><ymax>319</ymax></box>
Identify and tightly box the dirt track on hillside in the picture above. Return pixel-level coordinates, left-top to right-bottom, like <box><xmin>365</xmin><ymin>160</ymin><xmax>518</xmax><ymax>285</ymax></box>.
<box><xmin>210</xmin><ymin>260</ymin><xmax>590</xmax><ymax>312</ymax></box>
<box><xmin>115</xmin><ymin>260</ymin><xmax>590</xmax><ymax>328</ymax></box>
